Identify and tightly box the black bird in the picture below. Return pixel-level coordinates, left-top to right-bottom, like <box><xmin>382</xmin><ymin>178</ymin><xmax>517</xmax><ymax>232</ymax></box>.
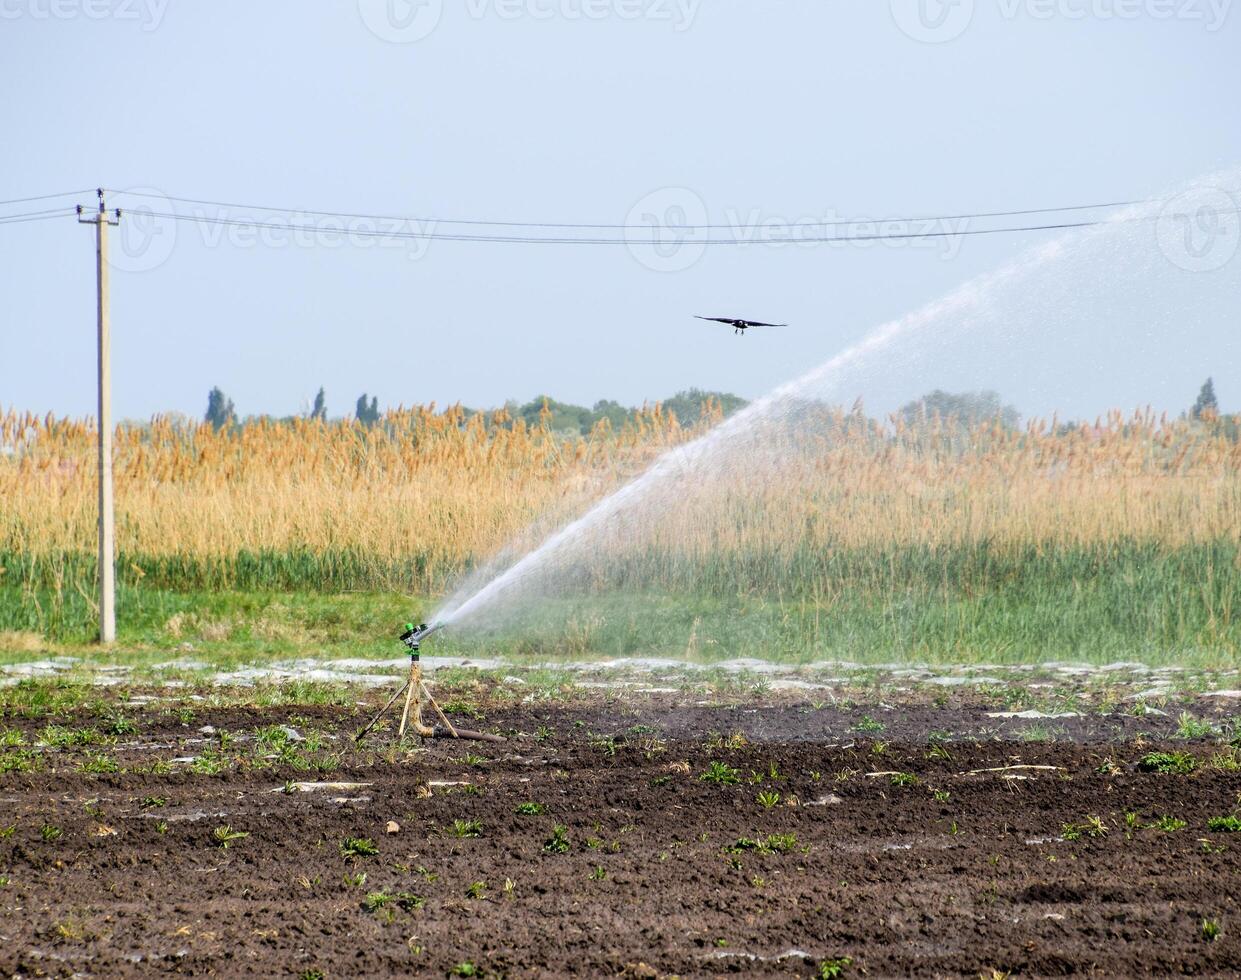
<box><xmin>695</xmin><ymin>316</ymin><xmax>787</xmax><ymax>336</ymax></box>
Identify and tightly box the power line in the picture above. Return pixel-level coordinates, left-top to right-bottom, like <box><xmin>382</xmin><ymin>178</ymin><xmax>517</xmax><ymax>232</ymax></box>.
<box><xmin>0</xmin><ymin>189</ymin><xmax>96</xmax><ymax>208</ymax></box>
<box><xmin>109</xmin><ymin>187</ymin><xmax>1144</xmax><ymax>232</ymax></box>
<box><xmin>132</xmin><ymin>207</ymin><xmax>1181</xmax><ymax>246</ymax></box>
<box><xmin>0</xmin><ymin>207</ymin><xmax>78</xmax><ymax>225</ymax></box>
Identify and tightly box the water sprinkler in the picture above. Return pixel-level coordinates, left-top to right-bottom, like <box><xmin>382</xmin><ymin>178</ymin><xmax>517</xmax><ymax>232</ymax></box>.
<box><xmin>355</xmin><ymin>622</ymin><xmax>504</xmax><ymax>744</ymax></box>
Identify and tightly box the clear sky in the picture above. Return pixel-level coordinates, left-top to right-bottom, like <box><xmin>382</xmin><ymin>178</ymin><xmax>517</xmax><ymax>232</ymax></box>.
<box><xmin>2</xmin><ymin>1</ymin><xmax>1239</xmax><ymax>422</ymax></box>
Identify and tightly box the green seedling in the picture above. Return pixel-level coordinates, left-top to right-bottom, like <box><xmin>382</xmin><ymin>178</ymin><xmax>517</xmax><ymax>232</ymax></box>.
<box><xmin>212</xmin><ymin>825</ymin><xmax>248</xmax><ymax>848</ymax></box>
<box><xmin>1176</xmin><ymin>712</ymin><xmax>1215</xmax><ymax>739</ymax></box>
<box><xmin>1148</xmin><ymin>815</ymin><xmax>1187</xmax><ymax>832</ymax></box>
<box><xmin>589</xmin><ymin>866</ymin><xmax>607</xmax><ymax>881</ymax></box>
<box><xmin>450</xmin><ymin>819</ymin><xmax>483</xmax><ymax>838</ymax></box>
<box><xmin>1061</xmin><ymin>815</ymin><xmax>1108</xmax><ymax>840</ymax></box>
<box><xmin>890</xmin><ymin>772</ymin><xmax>917</xmax><ymax>788</ymax></box>
<box><xmin>140</xmin><ymin>796</ymin><xmax>167</xmax><ymax>809</ymax></box>
<box><xmin>756</xmin><ymin>790</ymin><xmax>781</xmax><ymax>808</ymax></box>
<box><xmin>464</xmin><ymin>881</ymin><xmax>487</xmax><ymax>900</ymax></box>
<box><xmin>543</xmin><ymin>825</ymin><xmax>571</xmax><ymax>853</ymax></box>
<box><xmin>817</xmin><ymin>957</ymin><xmax>853</xmax><ymax>979</ymax></box>
<box><xmin>854</xmin><ymin>715</ymin><xmax>884</xmax><ymax>733</ymax></box>
<box><xmin>514</xmin><ymin>802</ymin><xmax>545</xmax><ymax>815</ymax></box>
<box><xmin>699</xmin><ymin>761</ymin><xmax>741</xmax><ymax>785</ymax></box>
<box><xmin>1137</xmin><ymin>751</ymin><xmax>1197</xmax><ymax>775</ymax></box>
<box><xmin>1207</xmin><ymin>816</ymin><xmax>1241</xmax><ymax>833</ymax></box>
<box><xmin>40</xmin><ymin>824</ymin><xmax>62</xmax><ymax>842</ymax></box>
<box><xmin>340</xmin><ymin>836</ymin><xmax>379</xmax><ymax>858</ymax></box>
<box><xmin>1201</xmin><ymin>918</ymin><xmax>1222</xmax><ymax>942</ymax></box>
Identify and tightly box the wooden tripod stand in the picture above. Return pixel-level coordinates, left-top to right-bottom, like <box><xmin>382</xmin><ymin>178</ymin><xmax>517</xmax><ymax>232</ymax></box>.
<box><xmin>355</xmin><ymin>625</ymin><xmax>505</xmax><ymax>744</ymax></box>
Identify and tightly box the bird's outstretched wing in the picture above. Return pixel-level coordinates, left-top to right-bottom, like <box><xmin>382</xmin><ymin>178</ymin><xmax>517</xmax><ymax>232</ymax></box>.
<box><xmin>744</xmin><ymin>321</ymin><xmax>786</xmax><ymax>328</ymax></box>
<box><xmin>695</xmin><ymin>316</ymin><xmax>737</xmax><ymax>325</ymax></box>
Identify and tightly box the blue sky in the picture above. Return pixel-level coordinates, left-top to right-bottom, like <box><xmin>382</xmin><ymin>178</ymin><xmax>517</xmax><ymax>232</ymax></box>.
<box><xmin>1</xmin><ymin>1</ymin><xmax>1238</xmax><ymax>422</ymax></box>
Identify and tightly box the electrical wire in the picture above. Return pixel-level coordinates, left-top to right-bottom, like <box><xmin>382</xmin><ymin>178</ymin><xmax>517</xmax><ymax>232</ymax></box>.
<box><xmin>110</xmin><ymin>188</ymin><xmax>1145</xmax><ymax>233</ymax></box>
<box><xmin>0</xmin><ymin>207</ymin><xmax>79</xmax><ymax>225</ymax></box>
<box><xmin>0</xmin><ymin>189</ymin><xmax>96</xmax><ymax>208</ymax></box>
<box><xmin>135</xmin><ymin>207</ymin><xmax>1188</xmax><ymax>246</ymax></box>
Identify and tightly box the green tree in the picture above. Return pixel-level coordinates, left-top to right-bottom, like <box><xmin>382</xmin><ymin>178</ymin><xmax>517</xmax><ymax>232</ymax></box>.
<box><xmin>661</xmin><ymin>388</ymin><xmax>748</xmax><ymax>426</ymax></box>
<box><xmin>310</xmin><ymin>387</ymin><xmax>327</xmax><ymax>421</ymax></box>
<box><xmin>355</xmin><ymin>393</ymin><xmax>380</xmax><ymax>426</ymax></box>
<box><xmin>204</xmin><ymin>387</ymin><xmax>236</xmax><ymax>430</ymax></box>
<box><xmin>1192</xmin><ymin>377</ymin><xmax>1219</xmax><ymax>419</ymax></box>
<box><xmin>898</xmin><ymin>390</ymin><xmax>1019</xmax><ymax>429</ymax></box>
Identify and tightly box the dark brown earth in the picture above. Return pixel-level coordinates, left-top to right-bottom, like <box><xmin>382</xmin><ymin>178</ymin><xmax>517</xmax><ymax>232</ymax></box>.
<box><xmin>2</xmin><ymin>693</ymin><xmax>1241</xmax><ymax>978</ymax></box>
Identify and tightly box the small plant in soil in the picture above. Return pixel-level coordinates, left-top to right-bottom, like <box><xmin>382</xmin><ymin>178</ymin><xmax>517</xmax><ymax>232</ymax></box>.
<box><xmin>362</xmin><ymin>891</ymin><xmax>393</xmax><ymax>912</ymax></box>
<box><xmin>890</xmin><ymin>772</ymin><xmax>917</xmax><ymax>788</ymax></box>
<box><xmin>514</xmin><ymin>802</ymin><xmax>545</xmax><ymax>815</ymax></box>
<box><xmin>78</xmin><ymin>752</ymin><xmax>120</xmax><ymax>774</ymax></box>
<box><xmin>533</xmin><ymin>725</ymin><xmax>554</xmax><ymax>742</ymax></box>
<box><xmin>450</xmin><ymin>819</ymin><xmax>483</xmax><ymax>838</ymax></box>
<box><xmin>105</xmin><ymin>714</ymin><xmax>136</xmax><ymax>736</ymax></box>
<box><xmin>1207</xmin><ymin>815</ymin><xmax>1241</xmax><ymax>833</ymax></box>
<box><xmin>0</xmin><ymin>729</ymin><xmax>24</xmax><ymax>747</ymax></box>
<box><xmin>926</xmin><ymin>744</ymin><xmax>952</xmax><ymax>761</ymax></box>
<box><xmin>817</xmin><ymin>957</ymin><xmax>853</xmax><ymax>979</ymax></box>
<box><xmin>40</xmin><ymin>824</ymin><xmax>62</xmax><ymax>843</ymax></box>
<box><xmin>155</xmin><ymin>820</ymin><xmax>169</xmax><ymax>834</ymax></box>
<box><xmin>343</xmin><ymin>871</ymin><xmax>368</xmax><ymax>888</ymax></box>
<box><xmin>543</xmin><ymin>825</ymin><xmax>571</xmax><ymax>853</ymax></box>
<box><xmin>341</xmin><ymin>836</ymin><xmax>379</xmax><ymax>858</ymax></box>
<box><xmin>451</xmin><ymin>963</ymin><xmax>478</xmax><ymax>977</ymax></box>
<box><xmin>699</xmin><ymin>761</ymin><xmax>741</xmax><ymax>785</ymax></box>
<box><xmin>212</xmin><ymin>825</ymin><xmax>248</xmax><ymax>848</ymax></box>
<box><xmin>1176</xmin><ymin>712</ymin><xmax>1215</xmax><ymax>739</ymax></box>
<box><xmin>1138</xmin><ymin>751</ymin><xmax>1197</xmax><ymax>774</ymax></box>
<box><xmin>1148</xmin><ymin>816</ymin><xmax>1187</xmax><ymax>832</ymax></box>
<box><xmin>1201</xmin><ymin>918</ymin><xmax>1222</xmax><ymax>942</ymax></box>
<box><xmin>855</xmin><ymin>715</ymin><xmax>884</xmax><ymax>733</ymax></box>
<box><xmin>298</xmin><ymin>970</ymin><xmax>325</xmax><ymax>980</ymax></box>
<box><xmin>461</xmin><ymin>752</ymin><xmax>488</xmax><ymax>767</ymax></box>
<box><xmin>756</xmin><ymin>790</ymin><xmax>781</xmax><ymax>808</ymax></box>
<box><xmin>1062</xmin><ymin>816</ymin><xmax>1108</xmax><ymax>840</ymax></box>
<box><xmin>589</xmin><ymin>865</ymin><xmax>607</xmax><ymax>880</ymax></box>
<box><xmin>933</xmin><ymin>790</ymin><xmax>951</xmax><ymax>803</ymax></box>
<box><xmin>464</xmin><ymin>880</ymin><xmax>487</xmax><ymax>900</ymax></box>
<box><xmin>140</xmin><ymin>796</ymin><xmax>167</xmax><ymax>809</ymax></box>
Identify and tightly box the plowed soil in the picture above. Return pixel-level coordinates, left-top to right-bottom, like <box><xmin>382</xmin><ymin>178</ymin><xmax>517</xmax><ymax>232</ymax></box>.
<box><xmin>2</xmin><ymin>694</ymin><xmax>1241</xmax><ymax>978</ymax></box>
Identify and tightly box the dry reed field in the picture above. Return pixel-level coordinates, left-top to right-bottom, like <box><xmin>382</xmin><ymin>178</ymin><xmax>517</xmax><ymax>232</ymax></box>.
<box><xmin>2</xmin><ymin>402</ymin><xmax>1240</xmax><ymax>659</ymax></box>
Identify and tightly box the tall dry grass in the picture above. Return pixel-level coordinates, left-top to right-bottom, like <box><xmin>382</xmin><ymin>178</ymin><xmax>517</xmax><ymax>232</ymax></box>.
<box><xmin>3</xmin><ymin>402</ymin><xmax>1240</xmax><ymax>595</ymax></box>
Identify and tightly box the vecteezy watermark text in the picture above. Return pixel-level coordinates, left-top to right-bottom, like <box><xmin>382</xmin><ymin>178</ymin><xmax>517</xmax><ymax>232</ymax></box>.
<box><xmin>0</xmin><ymin>0</ymin><xmax>169</xmax><ymax>29</ymax></box>
<box><xmin>891</xmin><ymin>0</ymin><xmax>1231</xmax><ymax>43</ymax></box>
<box><xmin>358</xmin><ymin>0</ymin><xmax>699</xmax><ymax>43</ymax></box>
<box><xmin>104</xmin><ymin>189</ymin><xmax>438</xmax><ymax>273</ymax></box>
<box><xmin>624</xmin><ymin>187</ymin><xmax>972</xmax><ymax>273</ymax></box>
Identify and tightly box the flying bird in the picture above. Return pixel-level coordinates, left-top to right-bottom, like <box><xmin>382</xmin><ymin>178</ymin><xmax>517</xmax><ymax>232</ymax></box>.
<box><xmin>695</xmin><ymin>316</ymin><xmax>787</xmax><ymax>336</ymax></box>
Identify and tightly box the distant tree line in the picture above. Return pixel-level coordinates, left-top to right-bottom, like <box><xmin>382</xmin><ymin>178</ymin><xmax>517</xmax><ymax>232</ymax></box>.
<box><xmin>201</xmin><ymin>379</ymin><xmax>1232</xmax><ymax>435</ymax></box>
<box><xmin>202</xmin><ymin>386</ymin><xmax>749</xmax><ymax>433</ymax></box>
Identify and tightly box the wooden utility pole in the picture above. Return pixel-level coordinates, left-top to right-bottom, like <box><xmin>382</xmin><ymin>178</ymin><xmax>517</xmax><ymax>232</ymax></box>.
<box><xmin>78</xmin><ymin>191</ymin><xmax>121</xmax><ymax>644</ymax></box>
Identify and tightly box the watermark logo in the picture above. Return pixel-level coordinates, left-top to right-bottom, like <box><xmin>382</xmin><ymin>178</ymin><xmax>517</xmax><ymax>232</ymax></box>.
<box><xmin>624</xmin><ymin>187</ymin><xmax>972</xmax><ymax>272</ymax></box>
<box><xmin>624</xmin><ymin>187</ymin><xmax>710</xmax><ymax>273</ymax></box>
<box><xmin>890</xmin><ymin>0</ymin><xmax>975</xmax><ymax>42</ymax></box>
<box><xmin>1156</xmin><ymin>186</ymin><xmax>1240</xmax><ymax>273</ymax></box>
<box><xmin>108</xmin><ymin>187</ymin><xmax>177</xmax><ymax>274</ymax></box>
<box><xmin>0</xmin><ymin>0</ymin><xmax>169</xmax><ymax>30</ymax></box>
<box><xmin>893</xmin><ymin>0</ymin><xmax>1232</xmax><ymax>38</ymax></box>
<box><xmin>358</xmin><ymin>0</ymin><xmax>700</xmax><ymax>42</ymax></box>
<box><xmin>357</xmin><ymin>0</ymin><xmax>443</xmax><ymax>43</ymax></box>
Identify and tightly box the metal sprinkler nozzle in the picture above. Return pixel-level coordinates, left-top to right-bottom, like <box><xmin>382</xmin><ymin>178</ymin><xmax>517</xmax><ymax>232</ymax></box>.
<box><xmin>400</xmin><ymin>622</ymin><xmax>442</xmax><ymax>655</ymax></box>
